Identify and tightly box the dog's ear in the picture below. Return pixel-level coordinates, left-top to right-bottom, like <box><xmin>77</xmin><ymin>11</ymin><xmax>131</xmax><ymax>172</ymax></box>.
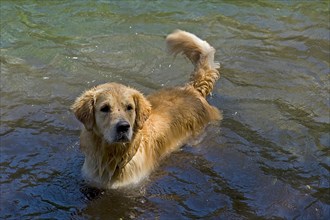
<box><xmin>71</xmin><ymin>88</ymin><xmax>96</xmax><ymax>131</ymax></box>
<box><xmin>133</xmin><ymin>91</ymin><xmax>151</xmax><ymax>130</ymax></box>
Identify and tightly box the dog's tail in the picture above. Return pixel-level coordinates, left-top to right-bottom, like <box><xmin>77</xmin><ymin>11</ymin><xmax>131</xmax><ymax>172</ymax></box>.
<box><xmin>166</xmin><ymin>30</ymin><xmax>220</xmax><ymax>97</ymax></box>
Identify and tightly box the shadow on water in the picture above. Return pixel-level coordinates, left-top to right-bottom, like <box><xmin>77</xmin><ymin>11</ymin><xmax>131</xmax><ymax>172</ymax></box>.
<box><xmin>74</xmin><ymin>186</ymin><xmax>157</xmax><ymax>220</ymax></box>
<box><xmin>221</xmin><ymin>110</ymin><xmax>330</xmax><ymax>205</ymax></box>
<box><xmin>187</xmin><ymin>154</ymin><xmax>262</xmax><ymax>219</ymax></box>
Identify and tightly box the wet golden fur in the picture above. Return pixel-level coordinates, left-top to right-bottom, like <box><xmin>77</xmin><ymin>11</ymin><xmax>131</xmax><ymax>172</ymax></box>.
<box><xmin>71</xmin><ymin>30</ymin><xmax>222</xmax><ymax>189</ymax></box>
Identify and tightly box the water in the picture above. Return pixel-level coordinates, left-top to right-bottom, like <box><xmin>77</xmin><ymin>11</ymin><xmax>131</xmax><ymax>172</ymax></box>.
<box><xmin>1</xmin><ymin>1</ymin><xmax>329</xmax><ymax>219</ymax></box>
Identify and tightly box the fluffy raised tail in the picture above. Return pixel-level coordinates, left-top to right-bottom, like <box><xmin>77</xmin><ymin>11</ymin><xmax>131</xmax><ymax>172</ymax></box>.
<box><xmin>166</xmin><ymin>30</ymin><xmax>220</xmax><ymax>97</ymax></box>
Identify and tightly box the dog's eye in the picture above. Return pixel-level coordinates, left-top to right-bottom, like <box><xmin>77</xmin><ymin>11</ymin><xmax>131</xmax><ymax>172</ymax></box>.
<box><xmin>100</xmin><ymin>105</ymin><xmax>110</xmax><ymax>113</ymax></box>
<box><xmin>126</xmin><ymin>104</ymin><xmax>133</xmax><ymax>111</ymax></box>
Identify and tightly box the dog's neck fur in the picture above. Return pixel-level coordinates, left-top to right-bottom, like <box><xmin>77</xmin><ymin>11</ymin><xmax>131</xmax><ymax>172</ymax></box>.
<box><xmin>81</xmin><ymin>129</ymin><xmax>142</xmax><ymax>187</ymax></box>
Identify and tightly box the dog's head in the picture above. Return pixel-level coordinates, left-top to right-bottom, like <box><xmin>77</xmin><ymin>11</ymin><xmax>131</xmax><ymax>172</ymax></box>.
<box><xmin>71</xmin><ymin>83</ymin><xmax>151</xmax><ymax>144</ymax></box>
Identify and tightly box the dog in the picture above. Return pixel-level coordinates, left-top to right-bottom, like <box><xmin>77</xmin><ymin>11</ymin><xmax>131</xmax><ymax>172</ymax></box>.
<box><xmin>71</xmin><ymin>30</ymin><xmax>222</xmax><ymax>189</ymax></box>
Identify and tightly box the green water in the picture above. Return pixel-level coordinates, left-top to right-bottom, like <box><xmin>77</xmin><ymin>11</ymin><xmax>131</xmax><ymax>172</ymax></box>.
<box><xmin>1</xmin><ymin>1</ymin><xmax>329</xmax><ymax>219</ymax></box>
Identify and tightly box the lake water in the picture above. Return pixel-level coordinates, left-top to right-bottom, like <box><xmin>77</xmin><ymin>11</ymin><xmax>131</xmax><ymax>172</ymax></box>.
<box><xmin>1</xmin><ymin>1</ymin><xmax>329</xmax><ymax>219</ymax></box>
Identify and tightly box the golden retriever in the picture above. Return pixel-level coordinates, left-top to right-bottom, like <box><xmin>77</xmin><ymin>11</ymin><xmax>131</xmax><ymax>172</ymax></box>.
<box><xmin>71</xmin><ymin>30</ymin><xmax>222</xmax><ymax>189</ymax></box>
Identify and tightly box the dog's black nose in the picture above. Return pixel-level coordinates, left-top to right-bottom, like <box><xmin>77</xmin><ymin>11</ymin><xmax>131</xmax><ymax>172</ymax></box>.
<box><xmin>116</xmin><ymin>121</ymin><xmax>130</xmax><ymax>133</ymax></box>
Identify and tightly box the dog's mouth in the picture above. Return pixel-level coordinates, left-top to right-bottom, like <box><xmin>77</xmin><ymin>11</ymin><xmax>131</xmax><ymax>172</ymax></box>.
<box><xmin>103</xmin><ymin>130</ymin><xmax>132</xmax><ymax>144</ymax></box>
<box><xmin>114</xmin><ymin>132</ymin><xmax>131</xmax><ymax>143</ymax></box>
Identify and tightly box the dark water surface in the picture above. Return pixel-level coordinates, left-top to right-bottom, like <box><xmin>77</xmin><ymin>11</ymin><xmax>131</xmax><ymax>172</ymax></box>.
<box><xmin>1</xmin><ymin>1</ymin><xmax>329</xmax><ymax>219</ymax></box>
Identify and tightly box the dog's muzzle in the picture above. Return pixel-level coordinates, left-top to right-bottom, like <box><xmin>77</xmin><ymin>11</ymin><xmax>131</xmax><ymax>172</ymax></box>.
<box><xmin>115</xmin><ymin>121</ymin><xmax>131</xmax><ymax>142</ymax></box>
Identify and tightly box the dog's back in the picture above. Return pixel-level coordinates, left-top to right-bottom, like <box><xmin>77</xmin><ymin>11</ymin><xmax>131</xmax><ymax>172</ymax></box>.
<box><xmin>112</xmin><ymin>30</ymin><xmax>222</xmax><ymax>187</ymax></box>
<box><xmin>148</xmin><ymin>29</ymin><xmax>222</xmax><ymax>148</ymax></box>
